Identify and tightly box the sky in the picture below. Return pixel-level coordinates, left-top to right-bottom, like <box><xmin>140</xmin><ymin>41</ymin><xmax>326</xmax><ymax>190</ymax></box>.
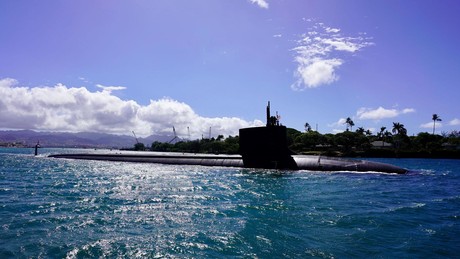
<box><xmin>1</xmin><ymin>0</ymin><xmax>460</xmax><ymax>139</ymax></box>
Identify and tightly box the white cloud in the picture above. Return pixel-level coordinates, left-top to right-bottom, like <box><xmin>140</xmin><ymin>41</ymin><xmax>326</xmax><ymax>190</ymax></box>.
<box><xmin>420</xmin><ymin>122</ymin><xmax>442</xmax><ymax>129</ymax></box>
<box><xmin>325</xmin><ymin>27</ymin><xmax>340</xmax><ymax>33</ymax></box>
<box><xmin>291</xmin><ymin>22</ymin><xmax>373</xmax><ymax>90</ymax></box>
<box><xmin>249</xmin><ymin>0</ymin><xmax>269</xmax><ymax>9</ymax></box>
<box><xmin>78</xmin><ymin>77</ymin><xmax>90</xmax><ymax>83</ymax></box>
<box><xmin>331</xmin><ymin>129</ymin><xmax>345</xmax><ymax>134</ymax></box>
<box><xmin>0</xmin><ymin>77</ymin><xmax>18</xmax><ymax>88</ymax></box>
<box><xmin>291</xmin><ymin>58</ymin><xmax>342</xmax><ymax>89</ymax></box>
<box><xmin>328</xmin><ymin>118</ymin><xmax>347</xmax><ymax>128</ymax></box>
<box><xmin>402</xmin><ymin>108</ymin><xmax>416</xmax><ymax>114</ymax></box>
<box><xmin>449</xmin><ymin>118</ymin><xmax>460</xmax><ymax>126</ymax></box>
<box><xmin>0</xmin><ymin>78</ymin><xmax>262</xmax><ymax>138</ymax></box>
<box><xmin>96</xmin><ymin>84</ymin><xmax>127</xmax><ymax>93</ymax></box>
<box><xmin>356</xmin><ymin>106</ymin><xmax>415</xmax><ymax>120</ymax></box>
<box><xmin>357</xmin><ymin>107</ymin><xmax>398</xmax><ymax>120</ymax></box>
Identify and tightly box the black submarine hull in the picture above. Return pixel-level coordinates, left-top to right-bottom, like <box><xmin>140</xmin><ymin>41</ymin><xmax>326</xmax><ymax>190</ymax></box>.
<box><xmin>48</xmin><ymin>151</ymin><xmax>407</xmax><ymax>174</ymax></box>
<box><xmin>49</xmin><ymin>152</ymin><xmax>244</xmax><ymax>167</ymax></box>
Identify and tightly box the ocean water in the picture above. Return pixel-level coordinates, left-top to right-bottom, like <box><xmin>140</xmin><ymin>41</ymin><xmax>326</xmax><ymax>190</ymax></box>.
<box><xmin>1</xmin><ymin>148</ymin><xmax>459</xmax><ymax>258</ymax></box>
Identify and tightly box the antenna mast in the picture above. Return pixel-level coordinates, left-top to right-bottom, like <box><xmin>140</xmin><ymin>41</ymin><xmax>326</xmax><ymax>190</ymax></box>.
<box><xmin>266</xmin><ymin>101</ymin><xmax>270</xmax><ymax>126</ymax></box>
<box><xmin>266</xmin><ymin>101</ymin><xmax>279</xmax><ymax>126</ymax></box>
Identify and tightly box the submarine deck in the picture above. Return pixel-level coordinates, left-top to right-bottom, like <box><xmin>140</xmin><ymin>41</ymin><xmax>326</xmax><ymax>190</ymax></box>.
<box><xmin>48</xmin><ymin>150</ymin><xmax>407</xmax><ymax>174</ymax></box>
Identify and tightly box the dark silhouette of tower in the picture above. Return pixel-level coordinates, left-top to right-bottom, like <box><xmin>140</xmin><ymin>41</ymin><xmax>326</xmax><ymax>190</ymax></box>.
<box><xmin>239</xmin><ymin>102</ymin><xmax>297</xmax><ymax>169</ymax></box>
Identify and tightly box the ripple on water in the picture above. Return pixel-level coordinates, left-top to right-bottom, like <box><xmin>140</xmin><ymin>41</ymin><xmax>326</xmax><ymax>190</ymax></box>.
<box><xmin>1</xmin><ymin>151</ymin><xmax>460</xmax><ymax>257</ymax></box>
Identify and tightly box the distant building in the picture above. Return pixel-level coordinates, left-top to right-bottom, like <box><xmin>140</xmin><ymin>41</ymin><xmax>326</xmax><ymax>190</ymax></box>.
<box><xmin>0</xmin><ymin>141</ymin><xmax>27</xmax><ymax>148</ymax></box>
<box><xmin>442</xmin><ymin>142</ymin><xmax>460</xmax><ymax>150</ymax></box>
<box><xmin>371</xmin><ymin>141</ymin><xmax>393</xmax><ymax>149</ymax></box>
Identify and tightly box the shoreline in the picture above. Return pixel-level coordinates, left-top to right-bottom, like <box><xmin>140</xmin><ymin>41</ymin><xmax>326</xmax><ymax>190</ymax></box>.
<box><xmin>2</xmin><ymin>146</ymin><xmax>459</xmax><ymax>160</ymax></box>
<box><xmin>299</xmin><ymin>149</ymin><xmax>460</xmax><ymax>159</ymax></box>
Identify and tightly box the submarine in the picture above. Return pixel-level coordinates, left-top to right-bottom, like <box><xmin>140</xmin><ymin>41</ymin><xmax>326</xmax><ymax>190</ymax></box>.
<box><xmin>49</xmin><ymin>102</ymin><xmax>407</xmax><ymax>174</ymax></box>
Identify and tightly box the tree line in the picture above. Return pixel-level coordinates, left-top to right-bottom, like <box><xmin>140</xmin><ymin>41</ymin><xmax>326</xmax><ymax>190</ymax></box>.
<box><xmin>288</xmin><ymin>125</ymin><xmax>460</xmax><ymax>158</ymax></box>
<box><xmin>296</xmin><ymin>114</ymin><xmax>459</xmax><ymax>158</ymax></box>
<box><xmin>136</xmin><ymin>135</ymin><xmax>240</xmax><ymax>155</ymax></box>
<box><xmin>137</xmin><ymin>114</ymin><xmax>459</xmax><ymax>158</ymax></box>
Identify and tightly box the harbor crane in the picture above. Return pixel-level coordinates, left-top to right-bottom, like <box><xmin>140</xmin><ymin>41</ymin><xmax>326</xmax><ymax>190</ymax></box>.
<box><xmin>168</xmin><ymin>127</ymin><xmax>179</xmax><ymax>143</ymax></box>
<box><xmin>132</xmin><ymin>131</ymin><xmax>139</xmax><ymax>144</ymax></box>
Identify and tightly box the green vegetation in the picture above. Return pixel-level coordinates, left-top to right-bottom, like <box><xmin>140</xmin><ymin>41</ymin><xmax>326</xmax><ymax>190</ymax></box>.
<box><xmin>144</xmin><ymin>126</ymin><xmax>460</xmax><ymax>159</ymax></box>
<box><xmin>150</xmin><ymin>135</ymin><xmax>239</xmax><ymax>154</ymax></box>
<box><xmin>286</xmin><ymin>126</ymin><xmax>460</xmax><ymax>159</ymax></box>
<box><xmin>143</xmin><ymin>113</ymin><xmax>459</xmax><ymax>158</ymax></box>
<box><xmin>133</xmin><ymin>142</ymin><xmax>146</xmax><ymax>151</ymax></box>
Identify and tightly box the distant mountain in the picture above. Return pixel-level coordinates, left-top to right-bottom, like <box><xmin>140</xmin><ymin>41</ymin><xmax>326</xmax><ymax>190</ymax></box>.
<box><xmin>0</xmin><ymin>130</ymin><xmax>176</xmax><ymax>149</ymax></box>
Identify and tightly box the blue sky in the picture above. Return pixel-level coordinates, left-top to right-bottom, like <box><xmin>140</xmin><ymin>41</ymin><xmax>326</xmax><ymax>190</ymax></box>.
<box><xmin>1</xmin><ymin>0</ymin><xmax>459</xmax><ymax>138</ymax></box>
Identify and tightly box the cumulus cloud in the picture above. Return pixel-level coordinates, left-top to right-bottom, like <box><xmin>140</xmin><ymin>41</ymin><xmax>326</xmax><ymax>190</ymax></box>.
<box><xmin>0</xmin><ymin>78</ymin><xmax>262</xmax><ymax>138</ymax></box>
<box><xmin>292</xmin><ymin>57</ymin><xmax>343</xmax><ymax>88</ymax></box>
<box><xmin>449</xmin><ymin>118</ymin><xmax>460</xmax><ymax>126</ymax></box>
<box><xmin>356</xmin><ymin>107</ymin><xmax>415</xmax><ymax>120</ymax></box>
<box><xmin>249</xmin><ymin>0</ymin><xmax>269</xmax><ymax>9</ymax></box>
<box><xmin>291</xmin><ymin>22</ymin><xmax>373</xmax><ymax>90</ymax></box>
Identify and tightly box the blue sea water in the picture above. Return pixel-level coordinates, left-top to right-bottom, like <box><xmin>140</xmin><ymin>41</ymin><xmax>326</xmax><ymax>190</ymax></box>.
<box><xmin>1</xmin><ymin>148</ymin><xmax>459</xmax><ymax>258</ymax></box>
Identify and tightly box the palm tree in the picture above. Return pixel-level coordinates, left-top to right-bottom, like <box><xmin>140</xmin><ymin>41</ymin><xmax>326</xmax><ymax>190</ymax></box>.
<box><xmin>365</xmin><ymin>129</ymin><xmax>372</xmax><ymax>136</ymax></box>
<box><xmin>377</xmin><ymin>127</ymin><xmax>389</xmax><ymax>147</ymax></box>
<box><xmin>392</xmin><ymin>122</ymin><xmax>407</xmax><ymax>149</ymax></box>
<box><xmin>304</xmin><ymin>122</ymin><xmax>312</xmax><ymax>132</ymax></box>
<box><xmin>345</xmin><ymin>117</ymin><xmax>354</xmax><ymax>131</ymax></box>
<box><xmin>356</xmin><ymin>127</ymin><xmax>365</xmax><ymax>135</ymax></box>
<box><xmin>384</xmin><ymin>131</ymin><xmax>393</xmax><ymax>139</ymax></box>
<box><xmin>392</xmin><ymin>122</ymin><xmax>407</xmax><ymax>136</ymax></box>
<box><xmin>378</xmin><ymin>127</ymin><xmax>386</xmax><ymax>139</ymax></box>
<box><xmin>432</xmin><ymin>114</ymin><xmax>442</xmax><ymax>135</ymax></box>
<box><xmin>383</xmin><ymin>130</ymin><xmax>393</xmax><ymax>147</ymax></box>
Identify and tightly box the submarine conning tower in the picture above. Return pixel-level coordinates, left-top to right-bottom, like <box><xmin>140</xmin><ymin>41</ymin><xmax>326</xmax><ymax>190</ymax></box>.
<box><xmin>239</xmin><ymin>102</ymin><xmax>298</xmax><ymax>170</ymax></box>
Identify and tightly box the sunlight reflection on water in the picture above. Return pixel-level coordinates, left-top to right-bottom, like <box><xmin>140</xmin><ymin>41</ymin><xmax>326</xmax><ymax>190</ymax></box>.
<box><xmin>0</xmin><ymin>150</ymin><xmax>459</xmax><ymax>257</ymax></box>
